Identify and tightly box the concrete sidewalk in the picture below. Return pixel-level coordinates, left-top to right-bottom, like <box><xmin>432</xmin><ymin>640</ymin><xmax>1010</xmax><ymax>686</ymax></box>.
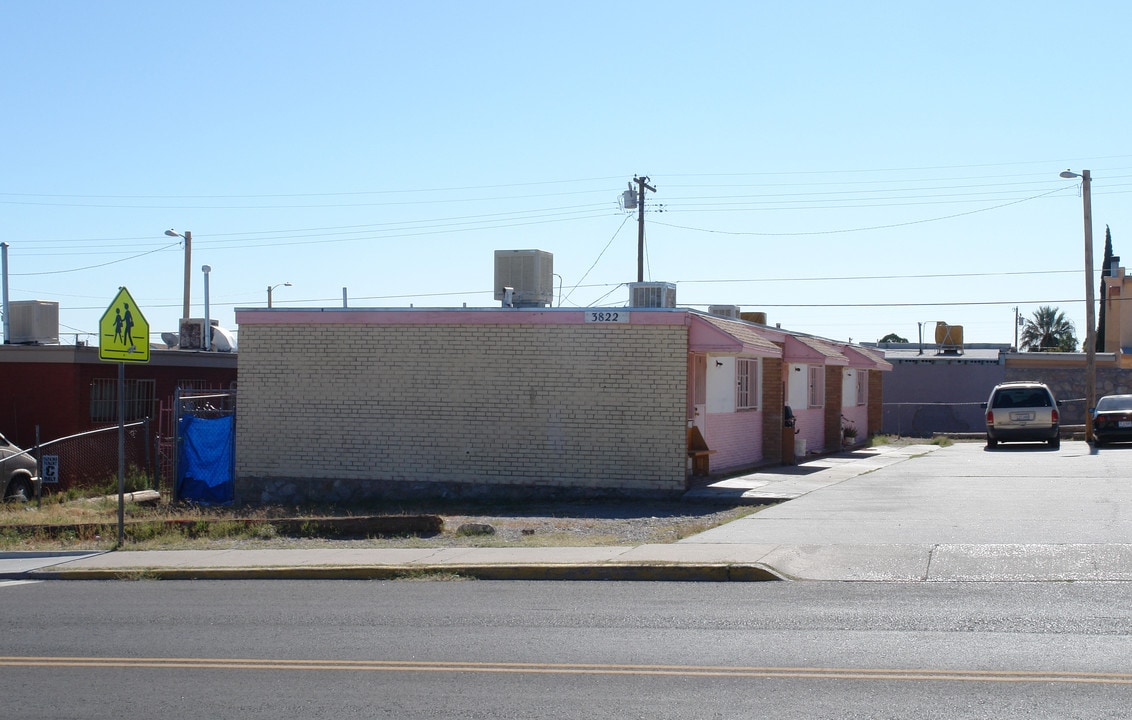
<box><xmin>8</xmin><ymin>442</ymin><xmax>1132</xmax><ymax>583</ymax></box>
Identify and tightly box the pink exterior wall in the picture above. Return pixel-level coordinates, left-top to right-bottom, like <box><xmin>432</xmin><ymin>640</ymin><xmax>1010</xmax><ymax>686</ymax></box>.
<box><xmin>842</xmin><ymin>405</ymin><xmax>868</xmax><ymax>440</ymax></box>
<box><xmin>793</xmin><ymin>406</ymin><xmax>825</xmax><ymax>456</ymax></box>
<box><xmin>703</xmin><ymin>411</ymin><xmax>764</xmax><ymax>472</ymax></box>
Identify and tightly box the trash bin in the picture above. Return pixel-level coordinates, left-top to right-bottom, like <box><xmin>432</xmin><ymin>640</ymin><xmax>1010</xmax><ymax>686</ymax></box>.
<box><xmin>794</xmin><ymin>438</ymin><xmax>807</xmax><ymax>458</ymax></box>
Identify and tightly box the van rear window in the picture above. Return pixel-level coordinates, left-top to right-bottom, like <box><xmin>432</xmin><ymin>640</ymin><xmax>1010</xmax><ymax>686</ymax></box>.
<box><xmin>992</xmin><ymin>389</ymin><xmax>1052</xmax><ymax>409</ymax></box>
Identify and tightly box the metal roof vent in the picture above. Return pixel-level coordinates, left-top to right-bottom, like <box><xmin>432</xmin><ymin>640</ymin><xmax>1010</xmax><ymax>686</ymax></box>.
<box><xmin>629</xmin><ymin>282</ymin><xmax>677</xmax><ymax>308</ymax></box>
<box><xmin>708</xmin><ymin>305</ymin><xmax>741</xmax><ymax>319</ymax></box>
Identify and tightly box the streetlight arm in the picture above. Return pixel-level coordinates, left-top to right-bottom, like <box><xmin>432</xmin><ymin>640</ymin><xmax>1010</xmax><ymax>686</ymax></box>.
<box><xmin>163</xmin><ymin>229</ymin><xmax>191</xmax><ymax>320</ymax></box>
<box><xmin>267</xmin><ymin>282</ymin><xmax>291</xmax><ymax>308</ymax></box>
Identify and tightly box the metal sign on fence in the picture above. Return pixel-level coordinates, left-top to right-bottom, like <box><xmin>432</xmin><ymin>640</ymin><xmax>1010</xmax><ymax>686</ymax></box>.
<box><xmin>41</xmin><ymin>455</ymin><xmax>59</xmax><ymax>484</ymax></box>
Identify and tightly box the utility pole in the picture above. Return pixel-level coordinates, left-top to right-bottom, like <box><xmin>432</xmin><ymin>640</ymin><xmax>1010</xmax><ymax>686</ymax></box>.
<box><xmin>1013</xmin><ymin>306</ymin><xmax>1021</xmax><ymax>351</ymax></box>
<box><xmin>633</xmin><ymin>175</ymin><xmax>656</xmax><ymax>282</ymax></box>
<box><xmin>164</xmin><ymin>229</ymin><xmax>192</xmax><ymax>321</ymax></box>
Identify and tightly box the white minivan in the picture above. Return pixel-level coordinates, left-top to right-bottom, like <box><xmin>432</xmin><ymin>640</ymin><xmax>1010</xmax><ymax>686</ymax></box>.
<box><xmin>981</xmin><ymin>381</ymin><xmax>1061</xmax><ymax>449</ymax></box>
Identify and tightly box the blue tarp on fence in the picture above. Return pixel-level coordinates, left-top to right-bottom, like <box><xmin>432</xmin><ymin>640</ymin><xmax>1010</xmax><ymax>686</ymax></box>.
<box><xmin>177</xmin><ymin>415</ymin><xmax>235</xmax><ymax>505</ymax></box>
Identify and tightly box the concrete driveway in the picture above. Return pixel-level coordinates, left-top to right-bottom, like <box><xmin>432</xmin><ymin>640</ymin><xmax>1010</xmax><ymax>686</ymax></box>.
<box><xmin>682</xmin><ymin>440</ymin><xmax>1132</xmax><ymax>581</ymax></box>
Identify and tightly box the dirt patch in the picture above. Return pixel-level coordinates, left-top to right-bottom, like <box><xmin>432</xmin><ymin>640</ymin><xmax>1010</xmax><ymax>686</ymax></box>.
<box><xmin>0</xmin><ymin>500</ymin><xmax>763</xmax><ymax>551</ymax></box>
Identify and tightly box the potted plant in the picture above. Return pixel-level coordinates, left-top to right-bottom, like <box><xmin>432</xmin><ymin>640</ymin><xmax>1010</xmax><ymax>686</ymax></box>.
<box><xmin>842</xmin><ymin>423</ymin><xmax>858</xmax><ymax>446</ymax></box>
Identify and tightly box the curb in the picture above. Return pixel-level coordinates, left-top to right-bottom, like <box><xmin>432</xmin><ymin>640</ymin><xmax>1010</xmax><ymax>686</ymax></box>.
<box><xmin>29</xmin><ymin>563</ymin><xmax>786</xmax><ymax>583</ymax></box>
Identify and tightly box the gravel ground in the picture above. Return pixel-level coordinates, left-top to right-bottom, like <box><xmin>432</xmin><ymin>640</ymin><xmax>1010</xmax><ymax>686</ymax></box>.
<box><xmin>212</xmin><ymin>501</ymin><xmax>765</xmax><ymax>550</ymax></box>
<box><xmin>366</xmin><ymin>501</ymin><xmax>762</xmax><ymax>548</ymax></box>
<box><xmin>0</xmin><ymin>499</ymin><xmax>765</xmax><ymax>551</ymax></box>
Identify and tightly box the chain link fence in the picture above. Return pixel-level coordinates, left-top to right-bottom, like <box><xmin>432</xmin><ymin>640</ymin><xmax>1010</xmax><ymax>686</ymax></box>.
<box><xmin>882</xmin><ymin>397</ymin><xmax>1088</xmax><ymax>438</ymax></box>
<box><xmin>35</xmin><ymin>421</ymin><xmax>153</xmax><ymax>495</ymax></box>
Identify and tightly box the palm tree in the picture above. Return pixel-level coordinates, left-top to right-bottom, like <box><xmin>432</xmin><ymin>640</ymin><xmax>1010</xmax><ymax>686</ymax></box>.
<box><xmin>1020</xmin><ymin>306</ymin><xmax>1078</xmax><ymax>352</ymax></box>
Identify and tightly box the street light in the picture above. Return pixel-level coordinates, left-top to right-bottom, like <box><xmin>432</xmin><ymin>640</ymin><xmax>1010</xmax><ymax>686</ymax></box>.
<box><xmin>201</xmin><ymin>264</ymin><xmax>212</xmax><ymax>352</ymax></box>
<box><xmin>267</xmin><ymin>282</ymin><xmax>291</xmax><ymax>308</ymax></box>
<box><xmin>164</xmin><ymin>229</ymin><xmax>192</xmax><ymax>321</ymax></box>
<box><xmin>1060</xmin><ymin>169</ymin><xmax>1095</xmax><ymax>442</ymax></box>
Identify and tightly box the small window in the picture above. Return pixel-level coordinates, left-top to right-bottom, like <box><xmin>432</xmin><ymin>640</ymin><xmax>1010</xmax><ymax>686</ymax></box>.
<box><xmin>736</xmin><ymin>358</ymin><xmax>759</xmax><ymax>410</ymax></box>
<box><xmin>856</xmin><ymin>369</ymin><xmax>868</xmax><ymax>406</ymax></box>
<box><xmin>808</xmin><ymin>366</ymin><xmax>824</xmax><ymax>408</ymax></box>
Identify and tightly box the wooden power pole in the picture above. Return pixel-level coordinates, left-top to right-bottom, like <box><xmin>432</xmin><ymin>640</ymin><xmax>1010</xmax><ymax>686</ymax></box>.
<box><xmin>633</xmin><ymin>175</ymin><xmax>656</xmax><ymax>282</ymax></box>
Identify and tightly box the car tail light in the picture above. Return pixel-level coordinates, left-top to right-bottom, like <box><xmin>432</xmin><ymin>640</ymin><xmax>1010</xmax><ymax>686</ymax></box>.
<box><xmin>1051</xmin><ymin>407</ymin><xmax>1059</xmax><ymax>424</ymax></box>
<box><xmin>986</xmin><ymin>410</ymin><xmax>994</xmax><ymax>427</ymax></box>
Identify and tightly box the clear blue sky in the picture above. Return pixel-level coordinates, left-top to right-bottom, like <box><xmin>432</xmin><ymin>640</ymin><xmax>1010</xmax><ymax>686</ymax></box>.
<box><xmin>2</xmin><ymin>1</ymin><xmax>1129</xmax><ymax>348</ymax></box>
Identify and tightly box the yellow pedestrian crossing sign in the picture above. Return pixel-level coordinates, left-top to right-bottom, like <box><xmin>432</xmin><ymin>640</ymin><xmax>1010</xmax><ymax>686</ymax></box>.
<box><xmin>99</xmin><ymin>287</ymin><xmax>150</xmax><ymax>363</ymax></box>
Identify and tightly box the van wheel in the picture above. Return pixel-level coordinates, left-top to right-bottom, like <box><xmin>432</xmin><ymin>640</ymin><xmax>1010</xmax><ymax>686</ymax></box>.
<box><xmin>4</xmin><ymin>477</ymin><xmax>31</xmax><ymax>502</ymax></box>
<box><xmin>1048</xmin><ymin>438</ymin><xmax>1060</xmax><ymax>449</ymax></box>
<box><xmin>986</xmin><ymin>437</ymin><xmax>998</xmax><ymax>448</ymax></box>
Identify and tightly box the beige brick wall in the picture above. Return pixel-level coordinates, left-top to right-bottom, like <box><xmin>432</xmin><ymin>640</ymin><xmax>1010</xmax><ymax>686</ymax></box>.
<box><xmin>236</xmin><ymin>322</ymin><xmax>689</xmax><ymax>498</ymax></box>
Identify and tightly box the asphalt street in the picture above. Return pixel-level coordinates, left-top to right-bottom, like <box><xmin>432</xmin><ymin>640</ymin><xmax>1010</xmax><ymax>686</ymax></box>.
<box><xmin>4</xmin><ymin>580</ymin><xmax>1131</xmax><ymax>718</ymax></box>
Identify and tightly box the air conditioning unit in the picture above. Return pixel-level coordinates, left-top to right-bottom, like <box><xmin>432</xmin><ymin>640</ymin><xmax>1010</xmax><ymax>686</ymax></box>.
<box><xmin>8</xmin><ymin>300</ymin><xmax>59</xmax><ymax>344</ymax></box>
<box><xmin>629</xmin><ymin>282</ymin><xmax>676</xmax><ymax>308</ymax></box>
<box><xmin>708</xmin><ymin>305</ymin><xmax>741</xmax><ymax>319</ymax></box>
<box><xmin>179</xmin><ymin>318</ymin><xmax>207</xmax><ymax>350</ymax></box>
<box><xmin>494</xmin><ymin>249</ymin><xmax>554</xmax><ymax>307</ymax></box>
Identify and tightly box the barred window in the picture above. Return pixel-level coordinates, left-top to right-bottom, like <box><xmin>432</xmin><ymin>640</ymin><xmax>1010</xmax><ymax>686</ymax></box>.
<box><xmin>808</xmin><ymin>366</ymin><xmax>824</xmax><ymax>408</ymax></box>
<box><xmin>736</xmin><ymin>358</ymin><xmax>759</xmax><ymax>410</ymax></box>
<box><xmin>856</xmin><ymin>370</ymin><xmax>868</xmax><ymax>406</ymax></box>
<box><xmin>90</xmin><ymin>378</ymin><xmax>156</xmax><ymax>423</ymax></box>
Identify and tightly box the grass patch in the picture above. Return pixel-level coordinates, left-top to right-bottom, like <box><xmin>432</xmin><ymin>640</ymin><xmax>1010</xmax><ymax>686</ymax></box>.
<box><xmin>869</xmin><ymin>434</ymin><xmax>955</xmax><ymax>448</ymax></box>
<box><xmin>0</xmin><ymin>498</ymin><xmax>430</xmax><ymax>551</ymax></box>
<box><xmin>0</xmin><ymin>490</ymin><xmax>760</xmax><ymax>551</ymax></box>
<box><xmin>391</xmin><ymin>569</ymin><xmax>472</xmax><ymax>582</ymax></box>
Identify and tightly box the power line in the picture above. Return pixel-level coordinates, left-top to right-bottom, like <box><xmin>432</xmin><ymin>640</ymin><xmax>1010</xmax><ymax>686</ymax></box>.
<box><xmin>10</xmin><ymin>242</ymin><xmax>182</xmax><ymax>276</ymax></box>
<box><xmin>679</xmin><ymin>269</ymin><xmax>1081</xmax><ymax>284</ymax></box>
<box><xmin>690</xmin><ymin>298</ymin><xmax>1084</xmax><ymax>309</ymax></box>
<box><xmin>651</xmin><ymin>186</ymin><xmax>1070</xmax><ymax>236</ymax></box>
<box><xmin>0</xmin><ymin>175</ymin><xmax>628</xmax><ymax>200</ymax></box>
<box><xmin>659</xmin><ymin>154</ymin><xmax>1132</xmax><ymax>179</ymax></box>
<box><xmin>562</xmin><ymin>214</ymin><xmax>633</xmax><ymax>306</ymax></box>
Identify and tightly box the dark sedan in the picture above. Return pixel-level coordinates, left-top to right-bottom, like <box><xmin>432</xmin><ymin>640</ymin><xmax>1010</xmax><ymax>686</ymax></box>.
<box><xmin>1092</xmin><ymin>394</ymin><xmax>1132</xmax><ymax>446</ymax></box>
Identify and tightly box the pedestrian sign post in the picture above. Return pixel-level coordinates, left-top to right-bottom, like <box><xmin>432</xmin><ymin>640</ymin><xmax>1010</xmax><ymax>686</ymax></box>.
<box><xmin>99</xmin><ymin>287</ymin><xmax>150</xmax><ymax>363</ymax></box>
<box><xmin>98</xmin><ymin>286</ymin><xmax>151</xmax><ymax>546</ymax></box>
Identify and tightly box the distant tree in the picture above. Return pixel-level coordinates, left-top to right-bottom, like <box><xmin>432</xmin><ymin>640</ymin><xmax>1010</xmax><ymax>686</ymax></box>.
<box><xmin>878</xmin><ymin>332</ymin><xmax>908</xmax><ymax>343</ymax></box>
<box><xmin>1096</xmin><ymin>225</ymin><xmax>1114</xmax><ymax>352</ymax></box>
<box><xmin>1020</xmin><ymin>306</ymin><xmax>1078</xmax><ymax>352</ymax></box>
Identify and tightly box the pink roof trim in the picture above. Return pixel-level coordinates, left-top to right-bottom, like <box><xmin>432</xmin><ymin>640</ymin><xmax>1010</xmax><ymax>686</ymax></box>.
<box><xmin>235</xmin><ymin>308</ymin><xmax>689</xmax><ymax>326</ymax></box>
